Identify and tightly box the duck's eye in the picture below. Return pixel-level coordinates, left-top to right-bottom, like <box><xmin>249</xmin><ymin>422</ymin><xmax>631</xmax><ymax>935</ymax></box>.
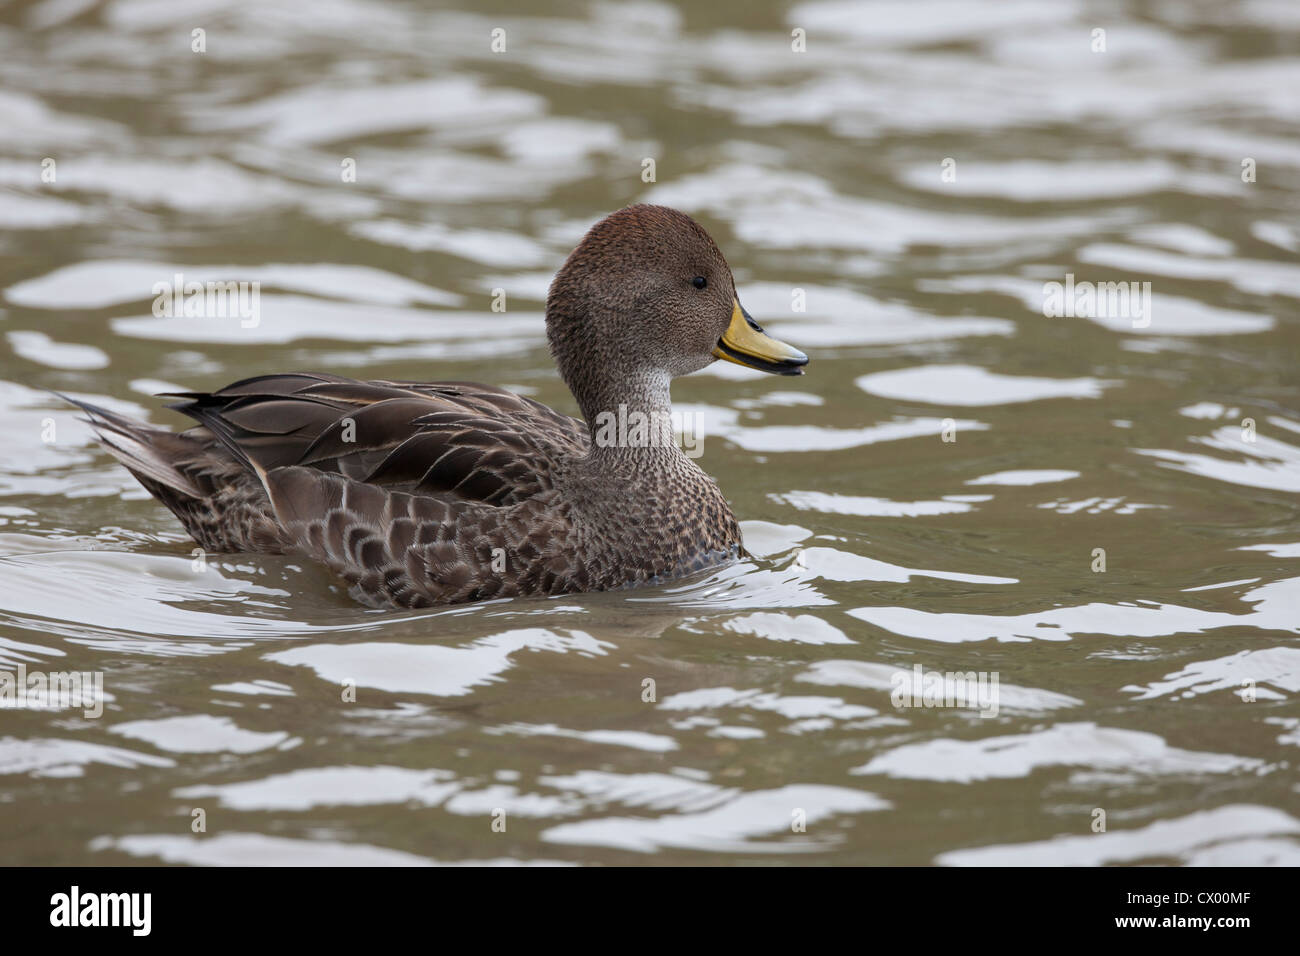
<box><xmin>692</xmin><ymin>276</ymin><xmax>707</xmax><ymax>290</ymax></box>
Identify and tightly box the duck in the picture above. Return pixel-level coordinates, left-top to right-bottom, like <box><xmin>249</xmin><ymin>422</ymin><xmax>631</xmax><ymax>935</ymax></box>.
<box><xmin>66</xmin><ymin>204</ymin><xmax>809</xmax><ymax>608</ymax></box>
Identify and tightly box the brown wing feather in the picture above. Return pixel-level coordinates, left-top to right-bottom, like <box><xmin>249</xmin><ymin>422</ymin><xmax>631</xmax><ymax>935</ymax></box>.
<box><xmin>165</xmin><ymin>372</ymin><xmax>588</xmax><ymax>506</ymax></box>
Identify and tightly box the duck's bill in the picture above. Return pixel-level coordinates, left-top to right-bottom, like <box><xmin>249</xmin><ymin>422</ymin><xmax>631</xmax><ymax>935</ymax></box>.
<box><xmin>713</xmin><ymin>299</ymin><xmax>809</xmax><ymax>375</ymax></box>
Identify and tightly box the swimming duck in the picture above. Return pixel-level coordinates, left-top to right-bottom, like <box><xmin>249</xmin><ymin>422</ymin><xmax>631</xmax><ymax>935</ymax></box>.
<box><xmin>67</xmin><ymin>204</ymin><xmax>808</xmax><ymax>608</ymax></box>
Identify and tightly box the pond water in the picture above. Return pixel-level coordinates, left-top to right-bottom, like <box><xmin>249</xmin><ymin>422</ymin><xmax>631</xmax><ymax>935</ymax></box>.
<box><xmin>0</xmin><ymin>0</ymin><xmax>1297</xmax><ymax>865</ymax></box>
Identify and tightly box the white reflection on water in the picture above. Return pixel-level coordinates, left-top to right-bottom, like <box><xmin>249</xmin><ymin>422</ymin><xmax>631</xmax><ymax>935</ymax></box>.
<box><xmin>0</xmin><ymin>551</ymin><xmax>298</xmax><ymax>643</ymax></box>
<box><xmin>965</xmin><ymin>469</ymin><xmax>1080</xmax><ymax>486</ymax></box>
<box><xmin>1137</xmin><ymin>427</ymin><xmax>1300</xmax><ymax>493</ymax></box>
<box><xmin>110</xmin><ymin>715</ymin><xmax>295</xmax><ymax>754</ymax></box>
<box><xmin>918</xmin><ymin>275</ymin><xmax>1276</xmax><ymax>336</ymax></box>
<box><xmin>266</xmin><ymin>629</ymin><xmax>612</xmax><ymax>698</ymax></box>
<box><xmin>541</xmin><ymin>783</ymin><xmax>890</xmax><ymax>854</ymax></box>
<box><xmin>852</xmin><ymin>722</ymin><xmax>1264</xmax><ymax>783</ymax></box>
<box><xmin>660</xmin><ymin>686</ymin><xmax>877</xmax><ymax>722</ymax></box>
<box><xmin>6</xmin><ymin>260</ymin><xmax>462</xmax><ymax>309</ymax></box>
<box><xmin>797</xmin><ymin>660</ymin><xmax>1081</xmax><ymax>714</ymax></box>
<box><xmin>1122</xmin><ymin>647</ymin><xmax>1300</xmax><ymax>701</ymax></box>
<box><xmin>856</xmin><ymin>365</ymin><xmax>1114</xmax><ymax>406</ymax></box>
<box><xmin>489</xmin><ymin>722</ymin><xmax>680</xmax><ymax>754</ymax></box>
<box><xmin>0</xmin><ymin>737</ymin><xmax>174</xmax><ymax>778</ymax></box>
<box><xmin>850</xmin><ymin>576</ymin><xmax>1300</xmax><ymax>644</ymax></box>
<box><xmin>175</xmin><ymin>766</ymin><xmax>461</xmax><ymax>811</ymax></box>
<box><xmin>774</xmin><ymin>491</ymin><xmax>992</xmax><ymax>517</ymax></box>
<box><xmin>93</xmin><ymin>833</ymin><xmax>442</xmax><ymax>867</ymax></box>
<box><xmin>114</xmin><ymin>298</ymin><xmax>544</xmax><ymax>347</ymax></box>
<box><xmin>936</xmin><ymin>805</ymin><xmax>1300</xmax><ymax>866</ymax></box>
<box><xmin>1079</xmin><ymin>243</ymin><xmax>1300</xmax><ymax>298</ymax></box>
<box><xmin>6</xmin><ymin>331</ymin><xmax>108</xmax><ymax>371</ymax></box>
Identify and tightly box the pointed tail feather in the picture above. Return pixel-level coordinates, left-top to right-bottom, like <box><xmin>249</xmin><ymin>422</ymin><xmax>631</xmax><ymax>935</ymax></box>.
<box><xmin>54</xmin><ymin>392</ymin><xmax>206</xmax><ymax>498</ymax></box>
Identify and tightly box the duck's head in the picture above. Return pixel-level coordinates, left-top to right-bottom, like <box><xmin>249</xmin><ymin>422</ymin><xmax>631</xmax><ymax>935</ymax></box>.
<box><xmin>547</xmin><ymin>204</ymin><xmax>808</xmax><ymax>417</ymax></box>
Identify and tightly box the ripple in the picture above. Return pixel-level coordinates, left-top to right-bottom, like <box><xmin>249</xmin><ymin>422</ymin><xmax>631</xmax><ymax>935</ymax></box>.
<box><xmin>919</xmin><ymin>276</ymin><xmax>1275</xmax><ymax>336</ymax></box>
<box><xmin>853</xmin><ymin>723</ymin><xmax>1262</xmax><ymax>783</ymax></box>
<box><xmin>965</xmin><ymin>469</ymin><xmax>1080</xmax><ymax>486</ymax></box>
<box><xmin>195</xmin><ymin>77</ymin><xmax>543</xmax><ymax>146</ymax></box>
<box><xmin>660</xmin><ymin>686</ymin><xmax>877</xmax><ymax>722</ymax></box>
<box><xmin>718</xmin><ymin>611</ymin><xmax>852</xmax><ymax>645</ymax></box>
<box><xmin>774</xmin><ymin>491</ymin><xmax>991</xmax><ymax>517</ymax></box>
<box><xmin>0</xmin><ymin>550</ymin><xmax>304</xmax><ymax>644</ymax></box>
<box><xmin>937</xmin><ymin>805</ymin><xmax>1300</xmax><ymax>866</ymax></box>
<box><xmin>110</xmin><ymin>715</ymin><xmax>293</xmax><ymax>754</ymax></box>
<box><xmin>1078</xmin><ymin>243</ymin><xmax>1300</xmax><ymax>299</ymax></box>
<box><xmin>490</xmin><ymin>723</ymin><xmax>679</xmax><ymax>753</ymax></box>
<box><xmin>796</xmin><ymin>660</ymin><xmax>1081</xmax><ymax>714</ymax></box>
<box><xmin>0</xmin><ymin>736</ymin><xmax>174</xmax><ymax>777</ymax></box>
<box><xmin>1137</xmin><ymin>427</ymin><xmax>1300</xmax><ymax>493</ymax></box>
<box><xmin>899</xmin><ymin>159</ymin><xmax>1218</xmax><ymax>201</ymax></box>
<box><xmin>93</xmin><ymin>833</ymin><xmax>438</xmax><ymax>867</ymax></box>
<box><xmin>850</xmin><ymin>576</ymin><xmax>1300</xmax><ymax>643</ymax></box>
<box><xmin>348</xmin><ymin>220</ymin><xmax>553</xmax><ymax>267</ymax></box>
<box><xmin>798</xmin><ymin>546</ymin><xmax>1016</xmax><ymax>585</ymax></box>
<box><xmin>6</xmin><ymin>331</ymin><xmax>108</xmax><ymax>370</ymax></box>
<box><xmin>542</xmin><ymin>783</ymin><xmax>889</xmax><ymax>853</ymax></box>
<box><xmin>174</xmin><ymin>765</ymin><xmax>459</xmax><ymax>811</ymax></box>
<box><xmin>699</xmin><ymin>413</ymin><xmax>990</xmax><ymax>453</ymax></box>
<box><xmin>0</xmin><ymin>381</ymin><xmax>148</xmax><ymax>494</ymax></box>
<box><xmin>1128</xmin><ymin>223</ymin><xmax>1235</xmax><ymax>257</ymax></box>
<box><xmin>648</xmin><ymin>165</ymin><xmax>1109</xmax><ymax>253</ymax></box>
<box><xmin>738</xmin><ymin>282</ymin><xmax>1013</xmax><ymax>345</ymax></box>
<box><xmin>5</xmin><ymin>260</ymin><xmax>461</xmax><ymax>310</ymax></box>
<box><xmin>265</xmin><ymin>629</ymin><xmax>611</xmax><ymax>698</ymax></box>
<box><xmin>0</xmin><ymin>190</ymin><xmax>92</xmax><ymax>229</ymax></box>
<box><xmin>1122</xmin><ymin>647</ymin><xmax>1300</xmax><ymax>701</ymax></box>
<box><xmin>856</xmin><ymin>365</ymin><xmax>1113</xmax><ymax>405</ymax></box>
<box><xmin>112</xmin><ymin>296</ymin><xmax>542</xmax><ymax>346</ymax></box>
<box><xmin>790</xmin><ymin>0</ymin><xmax>1080</xmax><ymax>46</ymax></box>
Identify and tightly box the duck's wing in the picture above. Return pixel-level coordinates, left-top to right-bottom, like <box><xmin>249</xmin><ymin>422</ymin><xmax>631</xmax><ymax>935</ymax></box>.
<box><xmin>166</xmin><ymin>372</ymin><xmax>588</xmax><ymax>506</ymax></box>
<box><xmin>70</xmin><ymin>372</ymin><xmax>590</xmax><ymax>605</ymax></box>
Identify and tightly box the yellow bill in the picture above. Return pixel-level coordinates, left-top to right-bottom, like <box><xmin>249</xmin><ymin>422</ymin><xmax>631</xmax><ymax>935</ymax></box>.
<box><xmin>713</xmin><ymin>299</ymin><xmax>809</xmax><ymax>375</ymax></box>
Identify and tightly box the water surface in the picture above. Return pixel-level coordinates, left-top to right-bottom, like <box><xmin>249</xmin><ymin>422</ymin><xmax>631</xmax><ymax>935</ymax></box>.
<box><xmin>1</xmin><ymin>0</ymin><xmax>1298</xmax><ymax>865</ymax></box>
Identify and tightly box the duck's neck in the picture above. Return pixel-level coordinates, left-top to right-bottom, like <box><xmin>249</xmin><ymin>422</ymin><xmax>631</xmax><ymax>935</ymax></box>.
<box><xmin>571</xmin><ymin>366</ymin><xmax>686</xmax><ymax>469</ymax></box>
<box><xmin>561</xmin><ymin>357</ymin><xmax>739</xmax><ymax>569</ymax></box>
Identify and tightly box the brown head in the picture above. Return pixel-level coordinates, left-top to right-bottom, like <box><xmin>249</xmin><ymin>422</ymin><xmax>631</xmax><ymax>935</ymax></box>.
<box><xmin>546</xmin><ymin>204</ymin><xmax>808</xmax><ymax>421</ymax></box>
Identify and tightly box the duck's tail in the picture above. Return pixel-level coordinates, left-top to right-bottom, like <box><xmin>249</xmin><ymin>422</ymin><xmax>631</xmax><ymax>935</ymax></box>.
<box><xmin>58</xmin><ymin>393</ymin><xmax>209</xmax><ymax>499</ymax></box>
<box><xmin>56</xmin><ymin>392</ymin><xmax>294</xmax><ymax>555</ymax></box>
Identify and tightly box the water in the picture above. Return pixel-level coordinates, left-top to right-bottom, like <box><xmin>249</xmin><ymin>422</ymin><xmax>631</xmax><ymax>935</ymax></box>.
<box><xmin>1</xmin><ymin>0</ymin><xmax>1298</xmax><ymax>865</ymax></box>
